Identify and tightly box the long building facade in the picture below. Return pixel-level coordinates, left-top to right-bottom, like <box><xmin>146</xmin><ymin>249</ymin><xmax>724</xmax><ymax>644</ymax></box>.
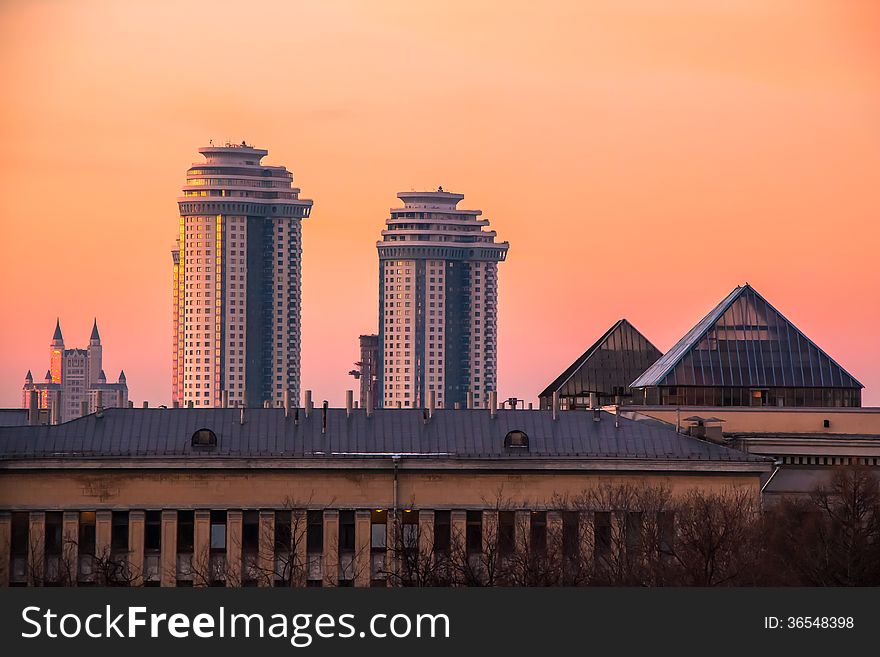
<box><xmin>0</xmin><ymin>406</ymin><xmax>768</xmax><ymax>587</ymax></box>
<box><xmin>172</xmin><ymin>142</ymin><xmax>313</xmax><ymax>409</ymax></box>
<box><xmin>377</xmin><ymin>189</ymin><xmax>508</xmax><ymax>409</ymax></box>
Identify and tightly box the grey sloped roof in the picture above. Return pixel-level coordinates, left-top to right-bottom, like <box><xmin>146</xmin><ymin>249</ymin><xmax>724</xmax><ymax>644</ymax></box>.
<box><xmin>0</xmin><ymin>407</ymin><xmax>767</xmax><ymax>464</ymax></box>
<box><xmin>0</xmin><ymin>409</ymin><xmax>28</xmax><ymax>427</ymax></box>
<box><xmin>630</xmin><ymin>284</ymin><xmax>863</xmax><ymax>389</ymax></box>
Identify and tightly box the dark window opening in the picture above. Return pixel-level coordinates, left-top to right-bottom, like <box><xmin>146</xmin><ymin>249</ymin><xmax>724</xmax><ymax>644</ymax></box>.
<box><xmin>144</xmin><ymin>511</ymin><xmax>161</xmax><ymax>552</ymax></box>
<box><xmin>466</xmin><ymin>511</ymin><xmax>482</xmax><ymax>554</ymax></box>
<box><xmin>177</xmin><ymin>511</ymin><xmax>194</xmax><ymax>553</ymax></box>
<box><xmin>306</xmin><ymin>511</ymin><xmax>323</xmax><ymax>553</ymax></box>
<box><xmin>498</xmin><ymin>511</ymin><xmax>515</xmax><ymax>556</ymax></box>
<box><xmin>339</xmin><ymin>511</ymin><xmax>356</xmax><ymax>553</ymax></box>
<box><xmin>433</xmin><ymin>511</ymin><xmax>451</xmax><ymax>554</ymax></box>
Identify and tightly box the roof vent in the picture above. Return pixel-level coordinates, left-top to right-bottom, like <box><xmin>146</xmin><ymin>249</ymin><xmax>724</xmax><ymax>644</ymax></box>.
<box><xmin>191</xmin><ymin>428</ymin><xmax>217</xmax><ymax>450</ymax></box>
<box><xmin>504</xmin><ymin>430</ymin><xmax>529</xmax><ymax>449</ymax></box>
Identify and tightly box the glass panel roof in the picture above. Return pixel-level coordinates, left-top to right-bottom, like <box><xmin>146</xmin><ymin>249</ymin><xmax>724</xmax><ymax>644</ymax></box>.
<box><xmin>630</xmin><ymin>285</ymin><xmax>863</xmax><ymax>390</ymax></box>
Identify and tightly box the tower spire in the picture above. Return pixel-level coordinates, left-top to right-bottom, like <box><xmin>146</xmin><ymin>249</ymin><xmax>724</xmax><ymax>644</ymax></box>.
<box><xmin>53</xmin><ymin>318</ymin><xmax>63</xmax><ymax>342</ymax></box>
<box><xmin>90</xmin><ymin>318</ymin><xmax>101</xmax><ymax>342</ymax></box>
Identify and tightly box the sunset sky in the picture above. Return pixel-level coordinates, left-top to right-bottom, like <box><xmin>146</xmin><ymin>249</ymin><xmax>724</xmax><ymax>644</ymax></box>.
<box><xmin>1</xmin><ymin>0</ymin><xmax>879</xmax><ymax>407</ymax></box>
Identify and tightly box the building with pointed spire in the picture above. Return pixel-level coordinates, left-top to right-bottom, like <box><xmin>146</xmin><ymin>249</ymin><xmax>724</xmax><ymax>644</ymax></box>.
<box><xmin>21</xmin><ymin>319</ymin><xmax>129</xmax><ymax>423</ymax></box>
<box><xmin>630</xmin><ymin>284</ymin><xmax>863</xmax><ymax>407</ymax></box>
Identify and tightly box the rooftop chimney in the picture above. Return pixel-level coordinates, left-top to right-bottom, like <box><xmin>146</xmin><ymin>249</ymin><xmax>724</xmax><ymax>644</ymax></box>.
<box><xmin>283</xmin><ymin>390</ymin><xmax>291</xmax><ymax>418</ymax></box>
<box><xmin>589</xmin><ymin>392</ymin><xmax>597</xmax><ymax>410</ymax></box>
<box><xmin>489</xmin><ymin>391</ymin><xmax>497</xmax><ymax>419</ymax></box>
<box><xmin>552</xmin><ymin>391</ymin><xmax>559</xmax><ymax>421</ymax></box>
<box><xmin>240</xmin><ymin>406</ymin><xmax>246</xmax><ymax>425</ymax></box>
<box><xmin>173</xmin><ymin>401</ymin><xmax>179</xmax><ymax>409</ymax></box>
<box><xmin>366</xmin><ymin>388</ymin><xmax>374</xmax><ymax>418</ymax></box>
<box><xmin>467</xmin><ymin>391</ymin><xmax>474</xmax><ymax>410</ymax></box>
<box><xmin>322</xmin><ymin>400</ymin><xmax>329</xmax><ymax>434</ymax></box>
<box><xmin>593</xmin><ymin>407</ymin><xmax>601</xmax><ymax>423</ymax></box>
<box><xmin>28</xmin><ymin>390</ymin><xmax>39</xmax><ymax>426</ymax></box>
<box><xmin>428</xmin><ymin>390</ymin><xmax>435</xmax><ymax>420</ymax></box>
<box><xmin>304</xmin><ymin>390</ymin><xmax>313</xmax><ymax>418</ymax></box>
<box><xmin>127</xmin><ymin>401</ymin><xmax>134</xmax><ymax>409</ymax></box>
<box><xmin>116</xmin><ymin>390</ymin><xmax>124</xmax><ymax>408</ymax></box>
<box><xmin>142</xmin><ymin>401</ymin><xmax>149</xmax><ymax>409</ymax></box>
<box><xmin>221</xmin><ymin>390</ymin><xmax>229</xmax><ymax>408</ymax></box>
<box><xmin>81</xmin><ymin>400</ymin><xmax>88</xmax><ymax>417</ymax></box>
<box><xmin>95</xmin><ymin>390</ymin><xmax>103</xmax><ymax>414</ymax></box>
<box><xmin>346</xmin><ymin>390</ymin><xmax>353</xmax><ymax>418</ymax></box>
<box><xmin>264</xmin><ymin>400</ymin><xmax>271</xmax><ymax>409</ymax></box>
<box><xmin>614</xmin><ymin>405</ymin><xmax>620</xmax><ymax>429</ymax></box>
<box><xmin>50</xmin><ymin>399</ymin><xmax>59</xmax><ymax>425</ymax></box>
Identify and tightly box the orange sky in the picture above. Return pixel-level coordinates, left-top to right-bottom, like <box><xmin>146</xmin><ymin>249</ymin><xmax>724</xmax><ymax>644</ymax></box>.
<box><xmin>1</xmin><ymin>0</ymin><xmax>879</xmax><ymax>407</ymax></box>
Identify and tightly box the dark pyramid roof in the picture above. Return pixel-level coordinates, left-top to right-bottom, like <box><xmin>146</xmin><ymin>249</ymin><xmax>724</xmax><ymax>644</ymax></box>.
<box><xmin>53</xmin><ymin>318</ymin><xmax>63</xmax><ymax>341</ymax></box>
<box><xmin>44</xmin><ymin>370</ymin><xmax>52</xmax><ymax>381</ymax></box>
<box><xmin>539</xmin><ymin>319</ymin><xmax>662</xmax><ymax>399</ymax></box>
<box><xmin>98</xmin><ymin>369</ymin><xmax>107</xmax><ymax>382</ymax></box>
<box><xmin>90</xmin><ymin>318</ymin><xmax>100</xmax><ymax>341</ymax></box>
<box><xmin>24</xmin><ymin>370</ymin><xmax>32</xmax><ymax>382</ymax></box>
<box><xmin>118</xmin><ymin>370</ymin><xmax>126</xmax><ymax>382</ymax></box>
<box><xmin>631</xmin><ymin>284</ymin><xmax>863</xmax><ymax>389</ymax></box>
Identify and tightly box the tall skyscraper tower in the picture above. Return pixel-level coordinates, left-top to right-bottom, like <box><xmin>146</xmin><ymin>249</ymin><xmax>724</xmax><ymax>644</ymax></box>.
<box><xmin>377</xmin><ymin>189</ymin><xmax>508</xmax><ymax>409</ymax></box>
<box><xmin>173</xmin><ymin>142</ymin><xmax>313</xmax><ymax>408</ymax></box>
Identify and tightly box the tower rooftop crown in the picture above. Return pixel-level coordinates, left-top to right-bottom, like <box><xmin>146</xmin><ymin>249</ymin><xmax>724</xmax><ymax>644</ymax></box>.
<box><xmin>397</xmin><ymin>189</ymin><xmax>465</xmax><ymax>209</ymax></box>
<box><xmin>197</xmin><ymin>141</ymin><xmax>268</xmax><ymax>165</ymax></box>
<box><xmin>52</xmin><ymin>318</ymin><xmax>63</xmax><ymax>342</ymax></box>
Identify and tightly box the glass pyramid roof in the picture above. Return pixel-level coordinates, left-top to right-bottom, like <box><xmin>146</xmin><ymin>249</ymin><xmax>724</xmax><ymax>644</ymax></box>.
<box><xmin>540</xmin><ymin>319</ymin><xmax>662</xmax><ymax>398</ymax></box>
<box><xmin>630</xmin><ymin>285</ymin><xmax>862</xmax><ymax>389</ymax></box>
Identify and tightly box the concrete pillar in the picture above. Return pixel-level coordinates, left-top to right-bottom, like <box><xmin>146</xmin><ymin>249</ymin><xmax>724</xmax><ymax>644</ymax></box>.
<box><xmin>193</xmin><ymin>510</ymin><xmax>210</xmax><ymax>587</ymax></box>
<box><xmin>226</xmin><ymin>510</ymin><xmax>242</xmax><ymax>587</ymax></box>
<box><xmin>292</xmin><ymin>510</ymin><xmax>307</xmax><ymax>587</ymax></box>
<box><xmin>547</xmin><ymin>510</ymin><xmax>563</xmax><ymax>557</ymax></box>
<box><xmin>419</xmin><ymin>510</ymin><xmax>435</xmax><ymax>558</ymax></box>
<box><xmin>258</xmin><ymin>511</ymin><xmax>275</xmax><ymax>586</ymax></box>
<box><xmin>128</xmin><ymin>511</ymin><xmax>145</xmax><ymax>586</ymax></box>
<box><xmin>483</xmin><ymin>510</ymin><xmax>499</xmax><ymax>555</ymax></box>
<box><xmin>160</xmin><ymin>510</ymin><xmax>177</xmax><ymax>588</ymax></box>
<box><xmin>95</xmin><ymin>510</ymin><xmax>112</xmax><ymax>562</ymax></box>
<box><xmin>61</xmin><ymin>512</ymin><xmax>79</xmax><ymax>584</ymax></box>
<box><xmin>514</xmin><ymin>510</ymin><xmax>531</xmax><ymax>553</ymax></box>
<box><xmin>322</xmin><ymin>510</ymin><xmax>338</xmax><ymax>586</ymax></box>
<box><xmin>385</xmin><ymin>513</ymin><xmax>400</xmax><ymax>585</ymax></box>
<box><xmin>354</xmin><ymin>510</ymin><xmax>371</xmax><ymax>587</ymax></box>
<box><xmin>0</xmin><ymin>512</ymin><xmax>10</xmax><ymax>587</ymax></box>
<box><xmin>581</xmin><ymin>511</ymin><xmax>595</xmax><ymax>565</ymax></box>
<box><xmin>28</xmin><ymin>511</ymin><xmax>45</xmax><ymax>586</ymax></box>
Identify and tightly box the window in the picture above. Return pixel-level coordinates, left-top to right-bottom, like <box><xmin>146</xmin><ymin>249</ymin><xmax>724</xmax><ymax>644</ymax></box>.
<box><xmin>177</xmin><ymin>511</ymin><xmax>195</xmax><ymax>553</ymax></box>
<box><xmin>466</xmin><ymin>511</ymin><xmax>482</xmax><ymax>554</ymax></box>
<box><xmin>44</xmin><ymin>512</ymin><xmax>63</xmax><ymax>556</ymax></box>
<box><xmin>242</xmin><ymin>511</ymin><xmax>259</xmax><ymax>553</ymax></box>
<box><xmin>210</xmin><ymin>511</ymin><xmax>227</xmax><ymax>551</ymax></box>
<box><xmin>433</xmin><ymin>511</ymin><xmax>451</xmax><ymax>554</ymax></box>
<box><xmin>504</xmin><ymin>430</ymin><xmax>529</xmax><ymax>449</ymax></box>
<box><xmin>144</xmin><ymin>511</ymin><xmax>161</xmax><ymax>552</ymax></box>
<box><xmin>594</xmin><ymin>512</ymin><xmax>612</xmax><ymax>561</ymax></box>
<box><xmin>111</xmin><ymin>512</ymin><xmax>128</xmax><ymax>553</ymax></box>
<box><xmin>191</xmin><ymin>428</ymin><xmax>217</xmax><ymax>448</ymax></box>
<box><xmin>371</xmin><ymin>510</ymin><xmax>387</xmax><ymax>550</ymax></box>
<box><xmin>306</xmin><ymin>511</ymin><xmax>323</xmax><ymax>553</ymax></box>
<box><xmin>338</xmin><ymin>511</ymin><xmax>356</xmax><ymax>553</ymax></box>
<box><xmin>78</xmin><ymin>512</ymin><xmax>97</xmax><ymax>557</ymax></box>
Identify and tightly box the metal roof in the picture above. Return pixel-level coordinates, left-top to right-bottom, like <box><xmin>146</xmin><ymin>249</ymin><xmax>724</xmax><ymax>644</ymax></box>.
<box><xmin>0</xmin><ymin>407</ymin><xmax>768</xmax><ymax>464</ymax></box>
<box><xmin>0</xmin><ymin>409</ymin><xmax>28</xmax><ymax>428</ymax></box>
<box><xmin>630</xmin><ymin>284</ymin><xmax>863</xmax><ymax>389</ymax></box>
